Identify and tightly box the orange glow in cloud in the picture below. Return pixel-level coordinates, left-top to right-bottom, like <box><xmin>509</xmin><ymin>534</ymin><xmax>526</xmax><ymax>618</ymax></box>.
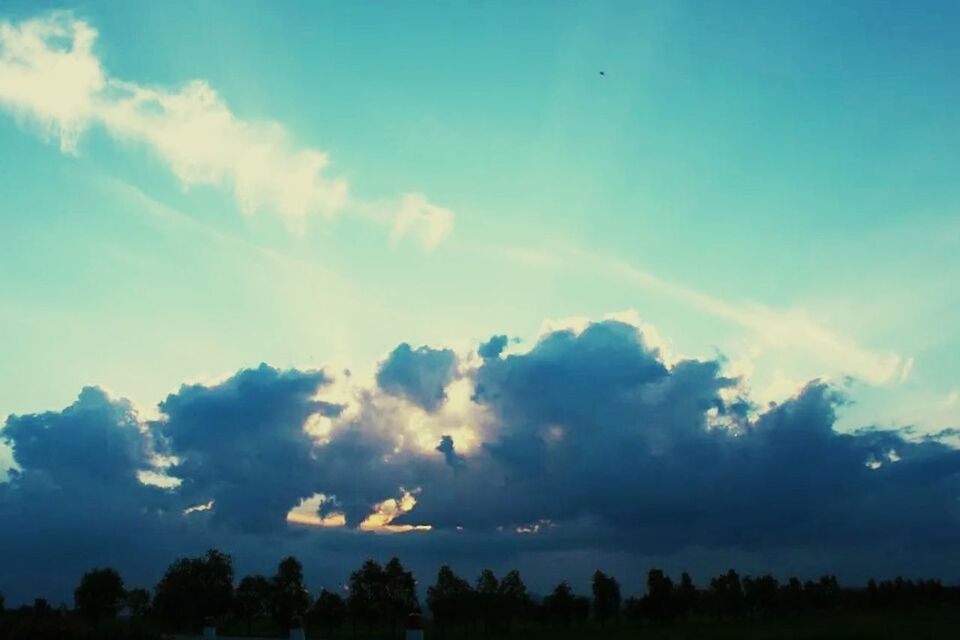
<box><xmin>286</xmin><ymin>494</ymin><xmax>347</xmax><ymax>528</ymax></box>
<box><xmin>359</xmin><ymin>490</ymin><xmax>432</xmax><ymax>533</ymax></box>
<box><xmin>285</xmin><ymin>491</ymin><xmax>432</xmax><ymax>532</ymax></box>
<box><xmin>287</xmin><ymin>510</ymin><xmax>347</xmax><ymax>528</ymax></box>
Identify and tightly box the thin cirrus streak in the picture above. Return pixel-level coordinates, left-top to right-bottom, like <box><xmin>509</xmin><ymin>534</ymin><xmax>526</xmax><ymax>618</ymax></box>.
<box><xmin>496</xmin><ymin>241</ymin><xmax>907</xmax><ymax>389</ymax></box>
<box><xmin>589</xmin><ymin>250</ymin><xmax>906</xmax><ymax>386</ymax></box>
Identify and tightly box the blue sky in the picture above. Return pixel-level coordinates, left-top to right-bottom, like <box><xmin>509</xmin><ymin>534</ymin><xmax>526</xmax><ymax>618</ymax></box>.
<box><xmin>2</xmin><ymin>1</ymin><xmax>957</xmax><ymax>435</ymax></box>
<box><xmin>0</xmin><ymin>1</ymin><xmax>959</xmax><ymax>601</ymax></box>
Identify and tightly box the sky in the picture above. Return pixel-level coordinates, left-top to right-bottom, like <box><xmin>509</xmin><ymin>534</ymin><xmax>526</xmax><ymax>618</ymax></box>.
<box><xmin>0</xmin><ymin>1</ymin><xmax>959</xmax><ymax>604</ymax></box>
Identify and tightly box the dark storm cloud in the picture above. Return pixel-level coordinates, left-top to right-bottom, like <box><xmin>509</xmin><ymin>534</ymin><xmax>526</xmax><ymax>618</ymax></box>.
<box><xmin>1</xmin><ymin>319</ymin><xmax>959</xmax><ymax>605</ymax></box>
<box><xmin>157</xmin><ymin>364</ymin><xmax>341</xmax><ymax>533</ymax></box>
<box><xmin>376</xmin><ymin>343</ymin><xmax>457</xmax><ymax>411</ymax></box>
<box><xmin>0</xmin><ymin>387</ymin><xmax>177</xmax><ymax>604</ymax></box>
<box><xmin>3</xmin><ymin>386</ymin><xmax>152</xmax><ymax>485</ymax></box>
<box><xmin>159</xmin><ymin>364</ymin><xmax>425</xmax><ymax>529</ymax></box>
<box><xmin>403</xmin><ymin>321</ymin><xmax>960</xmax><ymax>556</ymax></box>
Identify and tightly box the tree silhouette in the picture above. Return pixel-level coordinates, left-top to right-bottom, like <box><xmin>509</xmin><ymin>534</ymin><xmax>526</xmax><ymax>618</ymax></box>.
<box><xmin>644</xmin><ymin>568</ymin><xmax>676</xmax><ymax>621</ymax></box>
<box><xmin>270</xmin><ymin>556</ymin><xmax>311</xmax><ymax>628</ymax></box>
<box><xmin>427</xmin><ymin>565</ymin><xmax>473</xmax><ymax>635</ymax></box>
<box><xmin>498</xmin><ymin>569</ymin><xmax>531</xmax><ymax>631</ymax></box>
<box><xmin>867</xmin><ymin>578</ymin><xmax>879</xmax><ymax>608</ymax></box>
<box><xmin>623</xmin><ymin>595</ymin><xmax>644</xmax><ymax>622</ymax></box>
<box><xmin>677</xmin><ymin>572</ymin><xmax>699</xmax><ymax>617</ymax></box>
<box><xmin>781</xmin><ymin>577</ymin><xmax>805</xmax><ymax>614</ymax></box>
<box><xmin>710</xmin><ymin>569</ymin><xmax>745</xmax><ymax>618</ymax></box>
<box><xmin>153</xmin><ymin>549</ymin><xmax>234</xmax><ymax>630</ymax></box>
<box><xmin>348</xmin><ymin>559</ymin><xmax>387</xmax><ymax>633</ymax></box>
<box><xmin>743</xmin><ymin>575</ymin><xmax>779</xmax><ymax>615</ymax></box>
<box><xmin>573</xmin><ymin>595</ymin><xmax>591</xmax><ymax>626</ymax></box>
<box><xmin>475</xmin><ymin>568</ymin><xmax>500</xmax><ymax>633</ymax></box>
<box><xmin>234</xmin><ymin>575</ymin><xmax>270</xmax><ymax>634</ymax></box>
<box><xmin>74</xmin><ymin>567</ymin><xmax>125</xmax><ymax>624</ymax></box>
<box><xmin>804</xmin><ymin>575</ymin><xmax>839</xmax><ymax>612</ymax></box>
<box><xmin>310</xmin><ymin>589</ymin><xmax>346</xmax><ymax>636</ymax></box>
<box><xmin>33</xmin><ymin>598</ymin><xmax>52</xmax><ymax>616</ymax></box>
<box><xmin>476</xmin><ymin>569</ymin><xmax>498</xmax><ymax>594</ymax></box>
<box><xmin>871</xmin><ymin>577</ymin><xmax>944</xmax><ymax>610</ymax></box>
<box><xmin>124</xmin><ymin>587</ymin><xmax>150</xmax><ymax>618</ymax></box>
<box><xmin>591</xmin><ymin>570</ymin><xmax>621</xmax><ymax>626</ymax></box>
<box><xmin>384</xmin><ymin>557</ymin><xmax>418</xmax><ymax>634</ymax></box>
<box><xmin>12</xmin><ymin>546</ymin><xmax>960</xmax><ymax>638</ymax></box>
<box><xmin>542</xmin><ymin>581</ymin><xmax>576</xmax><ymax>628</ymax></box>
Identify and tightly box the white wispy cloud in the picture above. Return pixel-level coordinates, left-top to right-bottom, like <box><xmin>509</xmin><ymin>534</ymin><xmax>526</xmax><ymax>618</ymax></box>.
<box><xmin>496</xmin><ymin>242</ymin><xmax>906</xmax><ymax>390</ymax></box>
<box><xmin>101</xmin><ymin>79</ymin><xmax>348</xmax><ymax>225</ymax></box>
<box><xmin>390</xmin><ymin>193</ymin><xmax>455</xmax><ymax>251</ymax></box>
<box><xmin>899</xmin><ymin>356</ymin><xmax>915</xmax><ymax>383</ymax></box>
<box><xmin>0</xmin><ymin>14</ymin><xmax>102</xmax><ymax>152</ymax></box>
<box><xmin>499</xmin><ymin>245</ymin><xmax>563</xmax><ymax>267</ymax></box>
<box><xmin>586</xmin><ymin>249</ymin><xmax>906</xmax><ymax>386</ymax></box>
<box><xmin>0</xmin><ymin>13</ymin><xmax>451</xmax><ymax>244</ymax></box>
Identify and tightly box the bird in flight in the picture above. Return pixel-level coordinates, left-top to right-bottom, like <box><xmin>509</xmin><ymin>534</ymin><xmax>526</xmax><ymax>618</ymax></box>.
<box><xmin>599</xmin><ymin>71</ymin><xmax>606</xmax><ymax>77</ymax></box>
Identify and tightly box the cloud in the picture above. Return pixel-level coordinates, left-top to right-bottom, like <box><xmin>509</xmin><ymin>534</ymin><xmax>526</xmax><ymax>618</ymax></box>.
<box><xmin>565</xmin><ymin>248</ymin><xmax>906</xmax><ymax>388</ymax></box>
<box><xmin>0</xmin><ymin>13</ymin><xmax>451</xmax><ymax>240</ymax></box>
<box><xmin>899</xmin><ymin>356</ymin><xmax>915</xmax><ymax>383</ymax></box>
<box><xmin>156</xmin><ymin>364</ymin><xmax>341</xmax><ymax>533</ymax></box>
<box><xmin>376</xmin><ymin>343</ymin><xmax>458</xmax><ymax>411</ymax></box>
<box><xmin>478</xmin><ymin>335</ymin><xmax>508</xmax><ymax>360</ymax></box>
<box><xmin>0</xmin><ymin>13</ymin><xmax>103</xmax><ymax>151</ymax></box>
<box><xmin>3</xmin><ymin>386</ymin><xmax>154</xmax><ymax>486</ymax></box>
<box><xmin>391</xmin><ymin>193</ymin><xmax>455</xmax><ymax>250</ymax></box>
<box><xmin>101</xmin><ymin>80</ymin><xmax>348</xmax><ymax>225</ymax></box>
<box><xmin>436</xmin><ymin>435</ymin><xmax>466</xmax><ymax>471</ymax></box>
<box><xmin>498</xmin><ymin>246</ymin><xmax>562</xmax><ymax>268</ymax></box>
<box><xmin>1</xmin><ymin>318</ymin><xmax>958</xmax><ymax>605</ymax></box>
<box><xmin>404</xmin><ymin>322</ymin><xmax>960</xmax><ymax>558</ymax></box>
<box><xmin>0</xmin><ymin>387</ymin><xmax>179</xmax><ymax>603</ymax></box>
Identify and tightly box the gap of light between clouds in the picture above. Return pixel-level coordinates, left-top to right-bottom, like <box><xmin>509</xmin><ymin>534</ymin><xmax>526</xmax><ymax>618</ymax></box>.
<box><xmin>0</xmin><ymin>12</ymin><xmax>453</xmax><ymax>248</ymax></box>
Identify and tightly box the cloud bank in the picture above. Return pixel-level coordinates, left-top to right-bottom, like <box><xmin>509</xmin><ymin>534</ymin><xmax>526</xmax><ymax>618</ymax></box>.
<box><xmin>0</xmin><ymin>13</ymin><xmax>451</xmax><ymax>245</ymax></box>
<box><xmin>2</xmin><ymin>316</ymin><xmax>958</xmax><ymax>604</ymax></box>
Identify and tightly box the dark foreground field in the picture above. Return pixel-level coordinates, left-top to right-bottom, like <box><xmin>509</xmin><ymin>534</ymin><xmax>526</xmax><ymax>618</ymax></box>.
<box><xmin>204</xmin><ymin>608</ymin><xmax>960</xmax><ymax>640</ymax></box>
<box><xmin>495</xmin><ymin>608</ymin><xmax>960</xmax><ymax>640</ymax></box>
<box><xmin>5</xmin><ymin>607</ymin><xmax>960</xmax><ymax>640</ymax></box>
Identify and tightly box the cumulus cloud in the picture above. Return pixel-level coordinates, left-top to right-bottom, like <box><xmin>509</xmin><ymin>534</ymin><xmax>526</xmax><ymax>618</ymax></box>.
<box><xmin>0</xmin><ymin>387</ymin><xmax>178</xmax><ymax>603</ymax></box>
<box><xmin>3</xmin><ymin>386</ymin><xmax>152</xmax><ymax>485</ymax></box>
<box><xmin>0</xmin><ymin>13</ymin><xmax>451</xmax><ymax>239</ymax></box>
<box><xmin>156</xmin><ymin>364</ymin><xmax>342</xmax><ymax>533</ymax></box>
<box><xmin>1</xmin><ymin>317</ymin><xmax>958</xmax><ymax>605</ymax></box>
<box><xmin>406</xmin><ymin>322</ymin><xmax>960</xmax><ymax>555</ymax></box>
<box><xmin>478</xmin><ymin>334</ymin><xmax>508</xmax><ymax>360</ymax></box>
<box><xmin>376</xmin><ymin>343</ymin><xmax>457</xmax><ymax>411</ymax></box>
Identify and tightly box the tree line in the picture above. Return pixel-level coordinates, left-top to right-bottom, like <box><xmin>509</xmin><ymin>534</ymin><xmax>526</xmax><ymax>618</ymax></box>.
<box><xmin>0</xmin><ymin>549</ymin><xmax>956</xmax><ymax>639</ymax></box>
